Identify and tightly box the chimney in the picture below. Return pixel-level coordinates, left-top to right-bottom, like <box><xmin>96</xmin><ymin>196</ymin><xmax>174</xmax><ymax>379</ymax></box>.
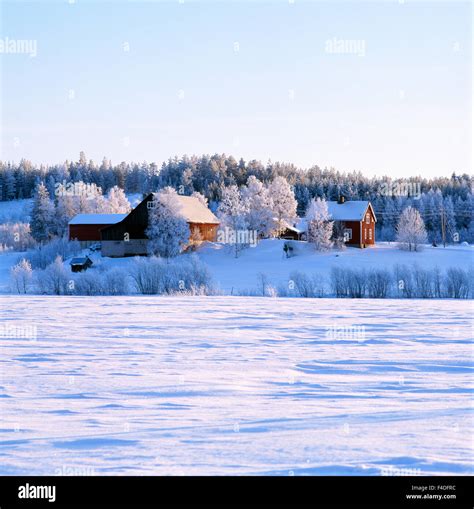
<box><xmin>338</xmin><ymin>195</ymin><xmax>346</xmax><ymax>204</ymax></box>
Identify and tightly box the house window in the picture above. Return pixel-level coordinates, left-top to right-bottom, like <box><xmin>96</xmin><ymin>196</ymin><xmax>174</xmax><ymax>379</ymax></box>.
<box><xmin>369</xmin><ymin>229</ymin><xmax>372</xmax><ymax>240</ymax></box>
<box><xmin>366</xmin><ymin>213</ymin><xmax>370</xmax><ymax>225</ymax></box>
<box><xmin>343</xmin><ymin>228</ymin><xmax>352</xmax><ymax>241</ymax></box>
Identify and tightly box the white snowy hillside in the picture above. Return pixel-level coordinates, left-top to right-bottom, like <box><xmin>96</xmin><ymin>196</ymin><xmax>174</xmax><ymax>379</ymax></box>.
<box><xmin>0</xmin><ymin>296</ymin><xmax>471</xmax><ymax>475</ymax></box>
<box><xmin>0</xmin><ymin>198</ymin><xmax>32</xmax><ymax>224</ymax></box>
<box><xmin>196</xmin><ymin>240</ymin><xmax>473</xmax><ymax>294</ymax></box>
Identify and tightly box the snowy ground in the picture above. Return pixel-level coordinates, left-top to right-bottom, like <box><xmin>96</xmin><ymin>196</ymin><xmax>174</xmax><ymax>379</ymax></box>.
<box><xmin>0</xmin><ymin>296</ymin><xmax>472</xmax><ymax>475</ymax></box>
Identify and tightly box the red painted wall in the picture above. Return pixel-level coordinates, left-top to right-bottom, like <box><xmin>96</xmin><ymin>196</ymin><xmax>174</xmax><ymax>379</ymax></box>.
<box><xmin>69</xmin><ymin>224</ymin><xmax>111</xmax><ymax>241</ymax></box>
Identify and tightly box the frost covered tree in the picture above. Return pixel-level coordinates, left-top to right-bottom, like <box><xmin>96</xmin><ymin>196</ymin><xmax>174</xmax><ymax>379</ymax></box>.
<box><xmin>74</xmin><ymin>182</ymin><xmax>104</xmax><ymax>213</ymax></box>
<box><xmin>305</xmin><ymin>197</ymin><xmax>334</xmax><ymax>251</ymax></box>
<box><xmin>217</xmin><ymin>185</ymin><xmax>249</xmax><ymax>257</ymax></box>
<box><xmin>10</xmin><ymin>259</ymin><xmax>33</xmax><ymax>294</ymax></box>
<box><xmin>107</xmin><ymin>186</ymin><xmax>131</xmax><ymax>213</ymax></box>
<box><xmin>54</xmin><ymin>184</ymin><xmax>78</xmax><ymax>236</ymax></box>
<box><xmin>268</xmin><ymin>176</ymin><xmax>297</xmax><ymax>236</ymax></box>
<box><xmin>30</xmin><ymin>182</ymin><xmax>55</xmax><ymax>242</ymax></box>
<box><xmin>146</xmin><ymin>188</ymin><xmax>190</xmax><ymax>258</ymax></box>
<box><xmin>396</xmin><ymin>206</ymin><xmax>428</xmax><ymax>251</ymax></box>
<box><xmin>191</xmin><ymin>191</ymin><xmax>208</xmax><ymax>207</ymax></box>
<box><xmin>241</xmin><ymin>176</ymin><xmax>274</xmax><ymax>238</ymax></box>
<box><xmin>0</xmin><ymin>223</ymin><xmax>35</xmax><ymax>251</ymax></box>
<box><xmin>36</xmin><ymin>256</ymin><xmax>70</xmax><ymax>295</ymax></box>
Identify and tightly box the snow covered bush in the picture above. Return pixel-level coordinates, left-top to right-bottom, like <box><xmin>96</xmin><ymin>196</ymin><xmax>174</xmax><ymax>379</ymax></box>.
<box><xmin>445</xmin><ymin>268</ymin><xmax>470</xmax><ymax>299</ymax></box>
<box><xmin>146</xmin><ymin>188</ymin><xmax>190</xmax><ymax>258</ymax></box>
<box><xmin>0</xmin><ymin>223</ymin><xmax>35</xmax><ymax>251</ymax></box>
<box><xmin>346</xmin><ymin>269</ymin><xmax>367</xmax><ymax>298</ymax></box>
<box><xmin>290</xmin><ymin>270</ymin><xmax>325</xmax><ymax>298</ymax></box>
<box><xmin>468</xmin><ymin>267</ymin><xmax>474</xmax><ymax>299</ymax></box>
<box><xmin>396</xmin><ymin>206</ymin><xmax>427</xmax><ymax>252</ymax></box>
<box><xmin>177</xmin><ymin>255</ymin><xmax>212</xmax><ymax>292</ymax></box>
<box><xmin>393</xmin><ymin>264</ymin><xmax>416</xmax><ymax>298</ymax></box>
<box><xmin>330</xmin><ymin>267</ymin><xmax>349</xmax><ymax>298</ymax></box>
<box><xmin>366</xmin><ymin>269</ymin><xmax>391</xmax><ymax>298</ymax></box>
<box><xmin>432</xmin><ymin>266</ymin><xmax>443</xmax><ymax>298</ymax></box>
<box><xmin>130</xmin><ymin>255</ymin><xmax>213</xmax><ymax>295</ymax></box>
<box><xmin>36</xmin><ymin>256</ymin><xmax>71</xmax><ymax>295</ymax></box>
<box><xmin>10</xmin><ymin>259</ymin><xmax>33</xmax><ymax>294</ymax></box>
<box><xmin>305</xmin><ymin>198</ymin><xmax>333</xmax><ymax>251</ymax></box>
<box><xmin>72</xmin><ymin>267</ymin><xmax>129</xmax><ymax>296</ymax></box>
<box><xmin>130</xmin><ymin>256</ymin><xmax>165</xmax><ymax>294</ymax></box>
<box><xmin>101</xmin><ymin>267</ymin><xmax>129</xmax><ymax>295</ymax></box>
<box><xmin>412</xmin><ymin>266</ymin><xmax>435</xmax><ymax>298</ymax></box>
<box><xmin>24</xmin><ymin>237</ymin><xmax>81</xmax><ymax>269</ymax></box>
<box><xmin>73</xmin><ymin>271</ymin><xmax>103</xmax><ymax>296</ymax></box>
<box><xmin>330</xmin><ymin>268</ymin><xmax>366</xmax><ymax>298</ymax></box>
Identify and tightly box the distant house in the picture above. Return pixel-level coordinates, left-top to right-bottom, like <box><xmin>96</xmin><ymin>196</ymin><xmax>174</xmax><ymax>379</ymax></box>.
<box><xmin>68</xmin><ymin>214</ymin><xmax>127</xmax><ymax>246</ymax></box>
<box><xmin>70</xmin><ymin>256</ymin><xmax>93</xmax><ymax>273</ymax></box>
<box><xmin>99</xmin><ymin>193</ymin><xmax>220</xmax><ymax>257</ymax></box>
<box><xmin>281</xmin><ymin>197</ymin><xmax>377</xmax><ymax>248</ymax></box>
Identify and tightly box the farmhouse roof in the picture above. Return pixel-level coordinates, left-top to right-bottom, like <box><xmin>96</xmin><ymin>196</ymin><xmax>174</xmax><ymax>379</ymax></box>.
<box><xmin>68</xmin><ymin>214</ymin><xmax>128</xmax><ymax>225</ymax></box>
<box><xmin>291</xmin><ymin>200</ymin><xmax>376</xmax><ymax>231</ymax></box>
<box><xmin>173</xmin><ymin>195</ymin><xmax>220</xmax><ymax>224</ymax></box>
<box><xmin>326</xmin><ymin>201</ymin><xmax>376</xmax><ymax>222</ymax></box>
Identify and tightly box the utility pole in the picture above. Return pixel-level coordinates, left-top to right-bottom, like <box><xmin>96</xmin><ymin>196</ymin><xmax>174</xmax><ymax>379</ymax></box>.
<box><xmin>440</xmin><ymin>205</ymin><xmax>446</xmax><ymax>248</ymax></box>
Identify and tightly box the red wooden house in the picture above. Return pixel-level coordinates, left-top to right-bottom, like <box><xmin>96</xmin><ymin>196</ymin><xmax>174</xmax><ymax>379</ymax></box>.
<box><xmin>327</xmin><ymin>197</ymin><xmax>377</xmax><ymax>247</ymax></box>
<box><xmin>282</xmin><ymin>197</ymin><xmax>377</xmax><ymax>248</ymax></box>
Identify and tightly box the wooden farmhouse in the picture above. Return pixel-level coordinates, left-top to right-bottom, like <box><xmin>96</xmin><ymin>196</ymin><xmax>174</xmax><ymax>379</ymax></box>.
<box><xmin>68</xmin><ymin>193</ymin><xmax>220</xmax><ymax>257</ymax></box>
<box><xmin>282</xmin><ymin>197</ymin><xmax>377</xmax><ymax>248</ymax></box>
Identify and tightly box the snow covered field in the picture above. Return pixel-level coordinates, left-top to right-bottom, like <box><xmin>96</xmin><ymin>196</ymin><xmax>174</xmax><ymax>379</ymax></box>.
<box><xmin>0</xmin><ymin>296</ymin><xmax>472</xmax><ymax>475</ymax></box>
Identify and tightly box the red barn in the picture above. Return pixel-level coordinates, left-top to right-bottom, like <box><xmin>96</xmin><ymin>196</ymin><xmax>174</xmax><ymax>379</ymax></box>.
<box><xmin>68</xmin><ymin>213</ymin><xmax>127</xmax><ymax>244</ymax></box>
<box><xmin>99</xmin><ymin>193</ymin><xmax>220</xmax><ymax>257</ymax></box>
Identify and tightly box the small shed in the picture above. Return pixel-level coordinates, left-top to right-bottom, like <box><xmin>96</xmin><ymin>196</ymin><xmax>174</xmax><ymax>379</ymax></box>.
<box><xmin>279</xmin><ymin>224</ymin><xmax>307</xmax><ymax>241</ymax></box>
<box><xmin>70</xmin><ymin>256</ymin><xmax>93</xmax><ymax>273</ymax></box>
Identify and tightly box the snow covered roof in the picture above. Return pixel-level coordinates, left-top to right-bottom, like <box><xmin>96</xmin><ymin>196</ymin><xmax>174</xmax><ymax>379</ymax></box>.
<box><xmin>290</xmin><ymin>201</ymin><xmax>375</xmax><ymax>231</ymax></box>
<box><xmin>70</xmin><ymin>257</ymin><xmax>92</xmax><ymax>265</ymax></box>
<box><xmin>175</xmin><ymin>195</ymin><xmax>220</xmax><ymax>224</ymax></box>
<box><xmin>68</xmin><ymin>214</ymin><xmax>128</xmax><ymax>225</ymax></box>
<box><xmin>326</xmin><ymin>201</ymin><xmax>373</xmax><ymax>221</ymax></box>
<box><xmin>292</xmin><ymin>218</ymin><xmax>307</xmax><ymax>232</ymax></box>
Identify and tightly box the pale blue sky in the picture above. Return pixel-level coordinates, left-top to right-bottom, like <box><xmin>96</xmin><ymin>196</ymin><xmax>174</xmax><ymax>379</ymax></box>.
<box><xmin>0</xmin><ymin>0</ymin><xmax>472</xmax><ymax>177</ymax></box>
